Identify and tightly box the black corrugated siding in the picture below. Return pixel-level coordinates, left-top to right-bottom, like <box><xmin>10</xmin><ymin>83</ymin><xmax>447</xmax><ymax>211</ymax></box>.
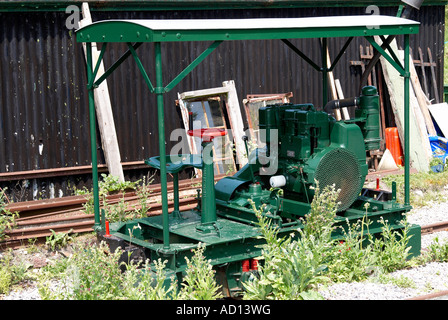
<box><xmin>0</xmin><ymin>6</ymin><xmax>445</xmax><ymax>200</ymax></box>
<box><xmin>0</xmin><ymin>12</ymin><xmax>90</xmax><ymax>172</ymax></box>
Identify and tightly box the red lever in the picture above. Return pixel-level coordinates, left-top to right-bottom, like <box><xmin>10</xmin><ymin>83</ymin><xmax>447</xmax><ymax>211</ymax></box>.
<box><xmin>187</xmin><ymin>128</ymin><xmax>226</xmax><ymax>142</ymax></box>
<box><xmin>104</xmin><ymin>221</ymin><xmax>111</xmax><ymax>238</ymax></box>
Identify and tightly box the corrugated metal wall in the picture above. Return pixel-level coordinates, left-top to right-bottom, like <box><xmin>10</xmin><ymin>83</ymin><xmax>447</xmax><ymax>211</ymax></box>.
<box><xmin>0</xmin><ymin>12</ymin><xmax>90</xmax><ymax>171</ymax></box>
<box><xmin>0</xmin><ymin>5</ymin><xmax>445</xmax><ymax>200</ymax></box>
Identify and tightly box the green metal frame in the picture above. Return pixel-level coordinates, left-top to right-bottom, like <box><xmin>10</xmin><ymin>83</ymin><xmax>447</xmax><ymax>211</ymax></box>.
<box><xmin>76</xmin><ymin>15</ymin><xmax>418</xmax><ymax>250</ymax></box>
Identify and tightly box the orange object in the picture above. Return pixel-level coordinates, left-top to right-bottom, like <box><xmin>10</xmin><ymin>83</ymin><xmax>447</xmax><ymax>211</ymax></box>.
<box><xmin>104</xmin><ymin>220</ymin><xmax>111</xmax><ymax>238</ymax></box>
<box><xmin>250</xmin><ymin>259</ymin><xmax>258</xmax><ymax>271</ymax></box>
<box><xmin>385</xmin><ymin>127</ymin><xmax>403</xmax><ymax>166</ymax></box>
<box><xmin>242</xmin><ymin>259</ymin><xmax>250</xmax><ymax>272</ymax></box>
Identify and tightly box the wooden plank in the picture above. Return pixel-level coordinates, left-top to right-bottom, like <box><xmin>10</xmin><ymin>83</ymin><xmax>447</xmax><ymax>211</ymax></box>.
<box><xmin>222</xmin><ymin>80</ymin><xmax>247</xmax><ymax>167</ymax></box>
<box><xmin>409</xmin><ymin>53</ymin><xmax>437</xmax><ymax>136</ymax></box>
<box><xmin>179</xmin><ymin>86</ymin><xmax>230</xmax><ymax>100</ymax></box>
<box><xmin>418</xmin><ymin>47</ymin><xmax>430</xmax><ymax>99</ymax></box>
<box><xmin>324</xmin><ymin>42</ymin><xmax>341</xmax><ymax>120</ymax></box>
<box><xmin>428</xmin><ymin>103</ymin><xmax>448</xmax><ymax>138</ymax></box>
<box><xmin>427</xmin><ymin>48</ymin><xmax>440</xmax><ymax>104</ymax></box>
<box><xmin>79</xmin><ymin>2</ymin><xmax>124</xmax><ymax>182</ymax></box>
<box><xmin>377</xmin><ymin>37</ymin><xmax>431</xmax><ymax>172</ymax></box>
<box><xmin>377</xmin><ymin>64</ymin><xmax>386</xmax><ymax>150</ymax></box>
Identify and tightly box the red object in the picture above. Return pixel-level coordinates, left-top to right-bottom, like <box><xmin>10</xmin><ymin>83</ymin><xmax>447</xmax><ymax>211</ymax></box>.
<box><xmin>242</xmin><ymin>259</ymin><xmax>250</xmax><ymax>272</ymax></box>
<box><xmin>376</xmin><ymin>178</ymin><xmax>380</xmax><ymax>190</ymax></box>
<box><xmin>187</xmin><ymin>128</ymin><xmax>227</xmax><ymax>142</ymax></box>
<box><xmin>250</xmin><ymin>259</ymin><xmax>258</xmax><ymax>271</ymax></box>
<box><xmin>385</xmin><ymin>127</ymin><xmax>403</xmax><ymax>166</ymax></box>
<box><xmin>104</xmin><ymin>220</ymin><xmax>111</xmax><ymax>238</ymax></box>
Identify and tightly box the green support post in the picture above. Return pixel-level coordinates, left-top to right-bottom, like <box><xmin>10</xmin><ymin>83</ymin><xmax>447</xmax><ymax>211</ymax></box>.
<box><xmin>154</xmin><ymin>42</ymin><xmax>170</xmax><ymax>250</ymax></box>
<box><xmin>200</xmin><ymin>140</ymin><xmax>217</xmax><ymax>226</ymax></box>
<box><xmin>321</xmin><ymin>37</ymin><xmax>328</xmax><ymax>106</ymax></box>
<box><xmin>173</xmin><ymin>173</ymin><xmax>180</xmax><ymax>218</ymax></box>
<box><xmin>404</xmin><ymin>34</ymin><xmax>410</xmax><ymax>206</ymax></box>
<box><xmin>86</xmin><ymin>42</ymin><xmax>101</xmax><ymax>231</ymax></box>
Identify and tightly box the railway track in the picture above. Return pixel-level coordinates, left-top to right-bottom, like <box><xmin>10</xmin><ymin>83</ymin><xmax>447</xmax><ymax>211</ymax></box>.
<box><xmin>1</xmin><ymin>175</ymin><xmax>224</xmax><ymax>249</ymax></box>
<box><xmin>407</xmin><ymin>289</ymin><xmax>448</xmax><ymax>300</ymax></box>
<box><xmin>421</xmin><ymin>221</ymin><xmax>448</xmax><ymax>235</ymax></box>
<box><xmin>2</xmin><ymin>174</ymin><xmax>448</xmax><ymax>250</ymax></box>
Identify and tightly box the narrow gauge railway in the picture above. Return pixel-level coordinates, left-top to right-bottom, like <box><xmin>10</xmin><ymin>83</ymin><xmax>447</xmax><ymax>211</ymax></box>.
<box><xmin>2</xmin><ymin>183</ymin><xmax>447</xmax><ymax>250</ymax></box>
<box><xmin>1</xmin><ymin>174</ymin><xmax>224</xmax><ymax>249</ymax></box>
<box><xmin>421</xmin><ymin>221</ymin><xmax>448</xmax><ymax>235</ymax></box>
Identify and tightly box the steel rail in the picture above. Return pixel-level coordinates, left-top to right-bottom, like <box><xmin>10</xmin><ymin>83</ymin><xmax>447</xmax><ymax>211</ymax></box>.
<box><xmin>406</xmin><ymin>289</ymin><xmax>448</xmax><ymax>300</ymax></box>
<box><xmin>421</xmin><ymin>221</ymin><xmax>448</xmax><ymax>235</ymax></box>
<box><xmin>1</xmin><ymin>174</ymin><xmax>225</xmax><ymax>249</ymax></box>
<box><xmin>1</xmin><ymin>197</ymin><xmax>199</xmax><ymax>249</ymax></box>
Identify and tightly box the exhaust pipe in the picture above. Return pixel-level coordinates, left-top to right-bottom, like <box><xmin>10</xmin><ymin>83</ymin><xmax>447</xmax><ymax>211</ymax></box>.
<box><xmin>401</xmin><ymin>0</ymin><xmax>424</xmax><ymax>10</ymax></box>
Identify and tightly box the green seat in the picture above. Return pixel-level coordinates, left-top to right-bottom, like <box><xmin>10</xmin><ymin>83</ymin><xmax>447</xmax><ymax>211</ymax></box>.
<box><xmin>145</xmin><ymin>154</ymin><xmax>203</xmax><ymax>173</ymax></box>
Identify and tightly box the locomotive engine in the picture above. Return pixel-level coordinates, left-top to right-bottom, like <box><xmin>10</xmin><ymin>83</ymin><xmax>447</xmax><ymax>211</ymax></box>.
<box><xmin>215</xmin><ymin>86</ymin><xmax>394</xmax><ymax>220</ymax></box>
<box><xmin>104</xmin><ymin>86</ymin><xmax>421</xmax><ymax>297</ymax></box>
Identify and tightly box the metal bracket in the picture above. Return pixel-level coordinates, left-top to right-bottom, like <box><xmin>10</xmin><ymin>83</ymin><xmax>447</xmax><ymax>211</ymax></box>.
<box><xmin>365</xmin><ymin>36</ymin><xmax>405</xmax><ymax>76</ymax></box>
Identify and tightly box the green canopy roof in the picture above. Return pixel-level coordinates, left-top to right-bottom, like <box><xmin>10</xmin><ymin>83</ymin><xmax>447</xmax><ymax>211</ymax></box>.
<box><xmin>76</xmin><ymin>15</ymin><xmax>419</xmax><ymax>43</ymax></box>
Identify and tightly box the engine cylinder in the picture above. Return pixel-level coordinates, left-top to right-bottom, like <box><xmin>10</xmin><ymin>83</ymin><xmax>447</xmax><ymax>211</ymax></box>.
<box><xmin>357</xmin><ymin>86</ymin><xmax>381</xmax><ymax>150</ymax></box>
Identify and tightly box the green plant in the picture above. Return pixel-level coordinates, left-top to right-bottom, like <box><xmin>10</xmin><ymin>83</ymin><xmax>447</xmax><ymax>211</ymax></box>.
<box><xmin>242</xmin><ymin>185</ymin><xmax>336</xmax><ymax>300</ymax></box>
<box><xmin>26</xmin><ymin>238</ymin><xmax>40</xmax><ymax>253</ymax></box>
<box><xmin>45</xmin><ymin>229</ymin><xmax>75</xmax><ymax>251</ymax></box>
<box><xmin>177</xmin><ymin>242</ymin><xmax>223</xmax><ymax>300</ymax></box>
<box><xmin>98</xmin><ymin>174</ymin><xmax>138</xmax><ymax>197</ymax></box>
<box><xmin>327</xmin><ymin>219</ymin><xmax>377</xmax><ymax>283</ymax></box>
<box><xmin>79</xmin><ymin>174</ymin><xmax>149</xmax><ymax>223</ymax></box>
<box><xmin>427</xmin><ymin>236</ymin><xmax>448</xmax><ymax>262</ymax></box>
<box><xmin>39</xmin><ymin>240</ymin><xmax>180</xmax><ymax>300</ymax></box>
<box><xmin>327</xmin><ymin>213</ymin><xmax>414</xmax><ymax>282</ymax></box>
<box><xmin>51</xmin><ymin>241</ymin><xmax>125</xmax><ymax>300</ymax></box>
<box><xmin>0</xmin><ymin>249</ymin><xmax>31</xmax><ymax>294</ymax></box>
<box><xmin>0</xmin><ymin>188</ymin><xmax>19</xmax><ymax>241</ymax></box>
<box><xmin>381</xmin><ymin>170</ymin><xmax>448</xmax><ymax>207</ymax></box>
<box><xmin>369</xmin><ymin>218</ymin><xmax>413</xmax><ymax>273</ymax></box>
<box><xmin>134</xmin><ymin>175</ymin><xmax>153</xmax><ymax>217</ymax></box>
<box><xmin>302</xmin><ymin>182</ymin><xmax>340</xmax><ymax>240</ymax></box>
<box><xmin>429</xmin><ymin>157</ymin><xmax>444</xmax><ymax>167</ymax></box>
<box><xmin>106</xmin><ymin>196</ymin><xmax>129</xmax><ymax>223</ymax></box>
<box><xmin>0</xmin><ymin>266</ymin><xmax>12</xmax><ymax>295</ymax></box>
<box><xmin>122</xmin><ymin>258</ymin><xmax>178</xmax><ymax>300</ymax></box>
<box><xmin>243</xmin><ymin>178</ymin><xmax>418</xmax><ymax>298</ymax></box>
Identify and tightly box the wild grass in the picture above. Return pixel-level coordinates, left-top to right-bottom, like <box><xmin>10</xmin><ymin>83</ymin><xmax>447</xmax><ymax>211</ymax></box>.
<box><xmin>381</xmin><ymin>169</ymin><xmax>448</xmax><ymax>207</ymax></box>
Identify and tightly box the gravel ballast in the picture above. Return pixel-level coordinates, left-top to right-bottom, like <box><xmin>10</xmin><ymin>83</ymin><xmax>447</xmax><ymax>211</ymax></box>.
<box><xmin>319</xmin><ymin>200</ymin><xmax>448</xmax><ymax>300</ymax></box>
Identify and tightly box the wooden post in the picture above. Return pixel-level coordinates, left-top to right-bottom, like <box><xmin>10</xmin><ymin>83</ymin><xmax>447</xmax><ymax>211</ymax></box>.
<box><xmin>378</xmin><ymin>37</ymin><xmax>431</xmax><ymax>172</ymax></box>
<box><xmin>427</xmin><ymin>48</ymin><xmax>440</xmax><ymax>104</ymax></box>
<box><xmin>409</xmin><ymin>54</ymin><xmax>437</xmax><ymax>136</ymax></box>
<box><xmin>79</xmin><ymin>2</ymin><xmax>124</xmax><ymax>182</ymax></box>
<box><xmin>222</xmin><ymin>80</ymin><xmax>247</xmax><ymax>167</ymax></box>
